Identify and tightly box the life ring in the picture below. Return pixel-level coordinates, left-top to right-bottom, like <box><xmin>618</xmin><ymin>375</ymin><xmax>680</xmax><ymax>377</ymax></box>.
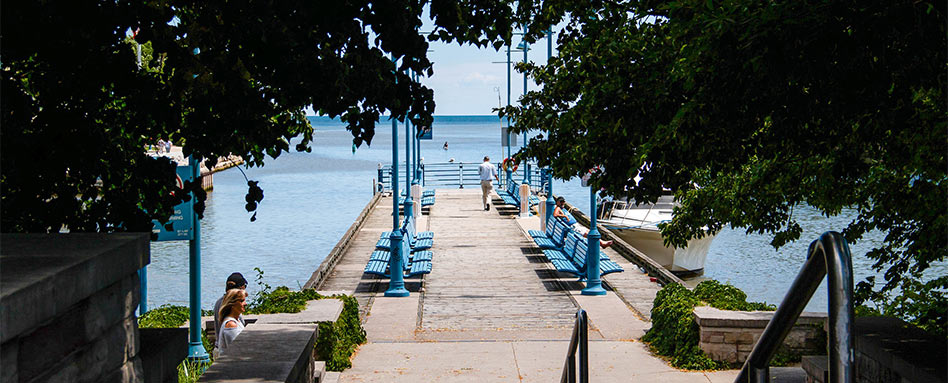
<box><xmin>502</xmin><ymin>158</ymin><xmax>519</xmax><ymax>172</ymax></box>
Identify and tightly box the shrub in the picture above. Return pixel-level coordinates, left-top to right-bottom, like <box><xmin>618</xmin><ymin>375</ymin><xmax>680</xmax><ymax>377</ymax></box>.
<box><xmin>642</xmin><ymin>281</ymin><xmax>777</xmax><ymax>370</ymax></box>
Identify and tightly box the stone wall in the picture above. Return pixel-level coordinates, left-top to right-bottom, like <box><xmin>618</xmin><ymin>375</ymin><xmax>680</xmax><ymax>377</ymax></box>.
<box><xmin>693</xmin><ymin>306</ymin><xmax>827</xmax><ymax>364</ymax></box>
<box><xmin>1</xmin><ymin>233</ymin><xmax>150</xmax><ymax>383</ymax></box>
<box><xmin>803</xmin><ymin>317</ymin><xmax>947</xmax><ymax>383</ymax></box>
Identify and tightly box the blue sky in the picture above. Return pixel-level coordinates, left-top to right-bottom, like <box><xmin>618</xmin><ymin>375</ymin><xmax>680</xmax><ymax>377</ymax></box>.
<box><xmin>307</xmin><ymin>15</ymin><xmax>559</xmax><ymax>116</ymax></box>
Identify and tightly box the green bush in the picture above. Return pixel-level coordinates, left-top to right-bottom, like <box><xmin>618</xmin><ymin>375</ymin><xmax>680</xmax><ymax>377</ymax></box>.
<box><xmin>642</xmin><ymin>281</ymin><xmax>778</xmax><ymax>370</ymax></box>
<box><xmin>694</xmin><ymin>280</ymin><xmax>776</xmax><ymax>311</ymax></box>
<box><xmin>245</xmin><ymin>268</ymin><xmax>366</xmax><ymax>371</ymax></box>
<box><xmin>642</xmin><ymin>283</ymin><xmax>724</xmax><ymax>370</ymax></box>
<box><xmin>138</xmin><ymin>304</ymin><xmax>191</xmax><ymax>328</ymax></box>
<box><xmin>315</xmin><ymin>294</ymin><xmax>367</xmax><ymax>371</ymax></box>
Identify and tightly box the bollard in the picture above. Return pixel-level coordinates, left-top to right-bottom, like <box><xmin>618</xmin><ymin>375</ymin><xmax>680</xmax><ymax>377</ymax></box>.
<box><xmin>519</xmin><ymin>183</ymin><xmax>530</xmax><ymax>217</ymax></box>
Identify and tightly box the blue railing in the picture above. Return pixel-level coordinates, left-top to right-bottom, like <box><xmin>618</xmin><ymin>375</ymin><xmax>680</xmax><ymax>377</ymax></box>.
<box><xmin>377</xmin><ymin>162</ymin><xmax>545</xmax><ymax>192</ymax></box>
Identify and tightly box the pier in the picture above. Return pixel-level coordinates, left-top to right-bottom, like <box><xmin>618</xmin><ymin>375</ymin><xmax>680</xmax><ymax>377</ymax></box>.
<box><xmin>305</xmin><ymin>189</ymin><xmax>739</xmax><ymax>382</ymax></box>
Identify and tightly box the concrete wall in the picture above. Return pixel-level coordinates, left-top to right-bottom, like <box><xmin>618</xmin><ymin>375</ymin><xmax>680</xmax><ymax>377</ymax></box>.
<box><xmin>693</xmin><ymin>306</ymin><xmax>827</xmax><ymax>364</ymax></box>
<box><xmin>1</xmin><ymin>233</ymin><xmax>149</xmax><ymax>383</ymax></box>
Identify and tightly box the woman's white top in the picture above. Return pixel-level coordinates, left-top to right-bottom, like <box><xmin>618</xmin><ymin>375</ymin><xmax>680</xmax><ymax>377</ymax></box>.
<box><xmin>216</xmin><ymin>316</ymin><xmax>245</xmax><ymax>351</ymax></box>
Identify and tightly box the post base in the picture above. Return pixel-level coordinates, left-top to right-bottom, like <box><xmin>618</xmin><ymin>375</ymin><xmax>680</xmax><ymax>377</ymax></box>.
<box><xmin>581</xmin><ymin>285</ymin><xmax>607</xmax><ymax>296</ymax></box>
<box><xmin>187</xmin><ymin>343</ymin><xmax>211</xmax><ymax>363</ymax></box>
<box><xmin>384</xmin><ymin>287</ymin><xmax>410</xmax><ymax>297</ymax></box>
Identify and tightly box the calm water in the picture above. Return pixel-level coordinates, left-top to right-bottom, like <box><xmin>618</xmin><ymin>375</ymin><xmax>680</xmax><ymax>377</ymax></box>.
<box><xmin>148</xmin><ymin>116</ymin><xmax>944</xmax><ymax>312</ymax></box>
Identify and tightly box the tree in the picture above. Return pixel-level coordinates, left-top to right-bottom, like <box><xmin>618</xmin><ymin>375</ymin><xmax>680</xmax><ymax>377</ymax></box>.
<box><xmin>1</xmin><ymin>1</ymin><xmax>557</xmax><ymax>233</ymax></box>
<box><xmin>503</xmin><ymin>0</ymin><xmax>946</xmax><ymax>334</ymax></box>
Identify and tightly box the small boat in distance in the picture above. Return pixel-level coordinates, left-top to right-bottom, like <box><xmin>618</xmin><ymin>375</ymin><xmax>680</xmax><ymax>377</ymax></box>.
<box><xmin>598</xmin><ymin>192</ymin><xmax>715</xmax><ymax>278</ymax></box>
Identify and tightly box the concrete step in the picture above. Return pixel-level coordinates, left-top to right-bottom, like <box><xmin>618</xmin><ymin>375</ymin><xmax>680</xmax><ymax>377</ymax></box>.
<box><xmin>320</xmin><ymin>371</ymin><xmax>340</xmax><ymax>383</ymax></box>
<box><xmin>769</xmin><ymin>366</ymin><xmax>807</xmax><ymax>383</ymax></box>
<box><xmin>314</xmin><ymin>361</ymin><xmax>325</xmax><ymax>382</ymax></box>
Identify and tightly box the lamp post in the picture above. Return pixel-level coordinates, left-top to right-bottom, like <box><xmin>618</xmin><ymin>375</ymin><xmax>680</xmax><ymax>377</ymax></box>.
<box><xmin>386</xmin><ymin>56</ymin><xmax>409</xmax><ymax>297</ymax></box>
<box><xmin>187</xmin><ymin>155</ymin><xmax>211</xmax><ymax>361</ymax></box>
<box><xmin>582</xmin><ymin>185</ymin><xmax>606</xmax><ymax>296</ymax></box>
<box><xmin>544</xmin><ymin>29</ymin><xmax>555</xmax><ymax>229</ymax></box>
<box><xmin>516</xmin><ymin>39</ymin><xmax>530</xmax><ymax>184</ymax></box>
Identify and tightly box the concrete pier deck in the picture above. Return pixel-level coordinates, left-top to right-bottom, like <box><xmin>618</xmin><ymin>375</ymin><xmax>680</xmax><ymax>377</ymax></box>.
<box><xmin>310</xmin><ymin>189</ymin><xmax>738</xmax><ymax>382</ymax></box>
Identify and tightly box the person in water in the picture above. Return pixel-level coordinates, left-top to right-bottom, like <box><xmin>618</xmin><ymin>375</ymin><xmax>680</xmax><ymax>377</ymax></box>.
<box><xmin>554</xmin><ymin>197</ymin><xmax>614</xmax><ymax>248</ymax></box>
<box><xmin>443</xmin><ymin>141</ymin><xmax>448</xmax><ymax>150</ymax></box>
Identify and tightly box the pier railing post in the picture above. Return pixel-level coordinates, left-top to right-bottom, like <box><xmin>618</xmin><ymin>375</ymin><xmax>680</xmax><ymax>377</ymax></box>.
<box><xmin>581</xmin><ymin>187</ymin><xmax>606</xmax><ymax>296</ymax></box>
<box><xmin>458</xmin><ymin>163</ymin><xmax>464</xmax><ymax>189</ymax></box>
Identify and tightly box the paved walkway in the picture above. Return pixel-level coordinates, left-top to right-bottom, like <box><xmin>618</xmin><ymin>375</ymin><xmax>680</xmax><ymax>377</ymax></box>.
<box><xmin>318</xmin><ymin>189</ymin><xmax>739</xmax><ymax>382</ymax></box>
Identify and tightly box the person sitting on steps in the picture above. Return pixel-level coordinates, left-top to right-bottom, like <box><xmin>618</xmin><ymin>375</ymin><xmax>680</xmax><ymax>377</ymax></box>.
<box><xmin>553</xmin><ymin>196</ymin><xmax>613</xmax><ymax>248</ymax></box>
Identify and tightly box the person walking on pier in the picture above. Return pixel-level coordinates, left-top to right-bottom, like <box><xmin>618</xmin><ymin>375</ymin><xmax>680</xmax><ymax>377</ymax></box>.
<box><xmin>479</xmin><ymin>156</ymin><xmax>499</xmax><ymax>210</ymax></box>
<box><xmin>555</xmin><ymin>197</ymin><xmax>614</xmax><ymax>248</ymax></box>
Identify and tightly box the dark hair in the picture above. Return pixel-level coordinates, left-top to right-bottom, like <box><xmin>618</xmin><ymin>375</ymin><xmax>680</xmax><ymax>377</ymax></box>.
<box><xmin>556</xmin><ymin>196</ymin><xmax>566</xmax><ymax>203</ymax></box>
<box><xmin>225</xmin><ymin>272</ymin><xmax>248</xmax><ymax>291</ymax></box>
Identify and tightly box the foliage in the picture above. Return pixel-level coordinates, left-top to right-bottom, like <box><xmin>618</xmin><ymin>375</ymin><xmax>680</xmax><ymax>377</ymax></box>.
<box><xmin>177</xmin><ymin>360</ymin><xmax>210</xmax><ymax>383</ymax></box>
<box><xmin>642</xmin><ymin>283</ymin><xmax>724</xmax><ymax>370</ymax></box>
<box><xmin>246</xmin><ymin>268</ymin><xmax>366</xmax><ymax>370</ymax></box>
<box><xmin>138</xmin><ymin>304</ymin><xmax>192</xmax><ymax>328</ymax></box>
<box><xmin>315</xmin><ymin>294</ymin><xmax>368</xmax><ymax>371</ymax></box>
<box><xmin>0</xmin><ymin>0</ymin><xmax>567</xmax><ymax>234</ymax></box>
<box><xmin>643</xmin><ymin>281</ymin><xmax>781</xmax><ymax>369</ymax></box>
<box><xmin>503</xmin><ymin>0</ymin><xmax>946</xmax><ymax>336</ymax></box>
<box><xmin>694</xmin><ymin>280</ymin><xmax>775</xmax><ymax>312</ymax></box>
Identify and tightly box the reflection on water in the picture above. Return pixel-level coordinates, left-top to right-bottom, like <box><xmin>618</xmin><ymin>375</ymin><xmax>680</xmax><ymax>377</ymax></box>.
<box><xmin>147</xmin><ymin>116</ymin><xmax>945</xmax><ymax>313</ymax></box>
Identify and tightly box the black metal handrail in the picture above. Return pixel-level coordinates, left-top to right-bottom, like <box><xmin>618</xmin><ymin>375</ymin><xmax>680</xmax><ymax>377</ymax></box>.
<box><xmin>561</xmin><ymin>309</ymin><xmax>589</xmax><ymax>383</ymax></box>
<box><xmin>736</xmin><ymin>231</ymin><xmax>855</xmax><ymax>383</ymax></box>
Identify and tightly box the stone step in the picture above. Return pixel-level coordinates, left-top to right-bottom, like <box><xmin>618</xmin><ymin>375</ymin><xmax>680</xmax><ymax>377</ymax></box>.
<box><xmin>320</xmin><ymin>371</ymin><xmax>341</xmax><ymax>383</ymax></box>
<box><xmin>769</xmin><ymin>367</ymin><xmax>807</xmax><ymax>383</ymax></box>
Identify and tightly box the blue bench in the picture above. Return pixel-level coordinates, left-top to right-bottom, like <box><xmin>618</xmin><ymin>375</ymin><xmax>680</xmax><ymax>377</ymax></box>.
<box><xmin>402</xmin><ymin>189</ymin><xmax>436</xmax><ymax>198</ymax></box>
<box><xmin>542</xmin><ymin>231</ymin><xmax>623</xmax><ymax>279</ymax></box>
<box><xmin>364</xmin><ymin>229</ymin><xmax>433</xmax><ymax>278</ymax></box>
<box><xmin>398</xmin><ymin>195</ymin><xmax>435</xmax><ymax>207</ymax></box>
<box><xmin>377</xmin><ymin>215</ymin><xmax>433</xmax><ymax>251</ymax></box>
<box><xmin>529</xmin><ymin>218</ymin><xmax>570</xmax><ymax>250</ymax></box>
<box><xmin>497</xmin><ymin>180</ymin><xmax>540</xmax><ymax>208</ymax></box>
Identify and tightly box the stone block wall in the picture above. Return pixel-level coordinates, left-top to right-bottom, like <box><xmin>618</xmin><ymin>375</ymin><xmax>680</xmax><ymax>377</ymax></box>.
<box><xmin>1</xmin><ymin>233</ymin><xmax>150</xmax><ymax>383</ymax></box>
<box><xmin>693</xmin><ymin>306</ymin><xmax>827</xmax><ymax>364</ymax></box>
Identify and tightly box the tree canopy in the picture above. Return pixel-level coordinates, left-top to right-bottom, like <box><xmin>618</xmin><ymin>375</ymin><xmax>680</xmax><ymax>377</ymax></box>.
<box><xmin>503</xmin><ymin>0</ymin><xmax>946</xmax><ymax>334</ymax></box>
<box><xmin>1</xmin><ymin>0</ymin><xmax>559</xmax><ymax>233</ymax></box>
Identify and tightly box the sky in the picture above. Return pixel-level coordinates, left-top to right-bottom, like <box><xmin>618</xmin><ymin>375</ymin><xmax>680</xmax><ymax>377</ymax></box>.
<box><xmin>306</xmin><ymin>13</ymin><xmax>560</xmax><ymax>116</ymax></box>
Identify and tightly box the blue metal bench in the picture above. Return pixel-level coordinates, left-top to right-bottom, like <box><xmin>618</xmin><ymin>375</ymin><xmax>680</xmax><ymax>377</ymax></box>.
<box><xmin>497</xmin><ymin>180</ymin><xmax>538</xmax><ymax>207</ymax></box>
<box><xmin>364</xmin><ymin>230</ymin><xmax>432</xmax><ymax>278</ymax></box>
<box><xmin>398</xmin><ymin>196</ymin><xmax>435</xmax><ymax>207</ymax></box>
<box><xmin>377</xmin><ymin>215</ymin><xmax>433</xmax><ymax>251</ymax></box>
<box><xmin>543</xmin><ymin>232</ymin><xmax>624</xmax><ymax>280</ymax></box>
<box><xmin>530</xmin><ymin>218</ymin><xmax>570</xmax><ymax>249</ymax></box>
<box><xmin>401</xmin><ymin>189</ymin><xmax>436</xmax><ymax>198</ymax></box>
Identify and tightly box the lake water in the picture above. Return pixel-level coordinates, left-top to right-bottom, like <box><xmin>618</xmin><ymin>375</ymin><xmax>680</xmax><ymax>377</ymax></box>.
<box><xmin>148</xmin><ymin>115</ymin><xmax>943</xmax><ymax>313</ymax></box>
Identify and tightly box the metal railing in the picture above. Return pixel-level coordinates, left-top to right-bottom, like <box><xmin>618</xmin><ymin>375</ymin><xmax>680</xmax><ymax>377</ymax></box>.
<box><xmin>737</xmin><ymin>231</ymin><xmax>855</xmax><ymax>383</ymax></box>
<box><xmin>377</xmin><ymin>161</ymin><xmax>544</xmax><ymax>191</ymax></box>
<box><xmin>560</xmin><ymin>309</ymin><xmax>589</xmax><ymax>383</ymax></box>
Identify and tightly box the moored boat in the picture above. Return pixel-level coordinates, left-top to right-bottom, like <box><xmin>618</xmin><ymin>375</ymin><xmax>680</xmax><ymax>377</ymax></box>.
<box><xmin>598</xmin><ymin>193</ymin><xmax>715</xmax><ymax>277</ymax></box>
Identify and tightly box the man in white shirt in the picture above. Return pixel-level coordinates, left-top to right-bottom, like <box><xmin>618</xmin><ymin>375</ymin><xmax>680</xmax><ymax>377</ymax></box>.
<box><xmin>478</xmin><ymin>156</ymin><xmax>499</xmax><ymax>210</ymax></box>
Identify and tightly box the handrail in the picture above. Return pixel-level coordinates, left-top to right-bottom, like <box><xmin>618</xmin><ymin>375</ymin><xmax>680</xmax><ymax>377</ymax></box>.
<box><xmin>736</xmin><ymin>231</ymin><xmax>855</xmax><ymax>383</ymax></box>
<box><xmin>560</xmin><ymin>309</ymin><xmax>589</xmax><ymax>383</ymax></box>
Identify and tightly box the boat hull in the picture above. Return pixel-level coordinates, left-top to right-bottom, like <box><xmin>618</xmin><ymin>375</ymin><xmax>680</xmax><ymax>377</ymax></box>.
<box><xmin>609</xmin><ymin>227</ymin><xmax>714</xmax><ymax>277</ymax></box>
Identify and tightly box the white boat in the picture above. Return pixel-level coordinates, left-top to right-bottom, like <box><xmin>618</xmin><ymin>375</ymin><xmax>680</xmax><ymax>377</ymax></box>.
<box><xmin>598</xmin><ymin>194</ymin><xmax>715</xmax><ymax>277</ymax></box>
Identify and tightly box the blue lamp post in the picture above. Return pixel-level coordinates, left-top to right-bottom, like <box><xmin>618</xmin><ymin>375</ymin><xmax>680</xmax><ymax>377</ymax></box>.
<box><xmin>582</xmin><ymin>186</ymin><xmax>607</xmax><ymax>296</ymax></box>
<box><xmin>386</xmin><ymin>56</ymin><xmax>409</xmax><ymax>297</ymax></box>
<box><xmin>187</xmin><ymin>155</ymin><xmax>211</xmax><ymax>361</ymax></box>
<box><xmin>517</xmin><ymin>39</ymin><xmax>529</xmax><ymax>184</ymax></box>
<box><xmin>544</xmin><ymin>29</ymin><xmax>556</xmax><ymax>229</ymax></box>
